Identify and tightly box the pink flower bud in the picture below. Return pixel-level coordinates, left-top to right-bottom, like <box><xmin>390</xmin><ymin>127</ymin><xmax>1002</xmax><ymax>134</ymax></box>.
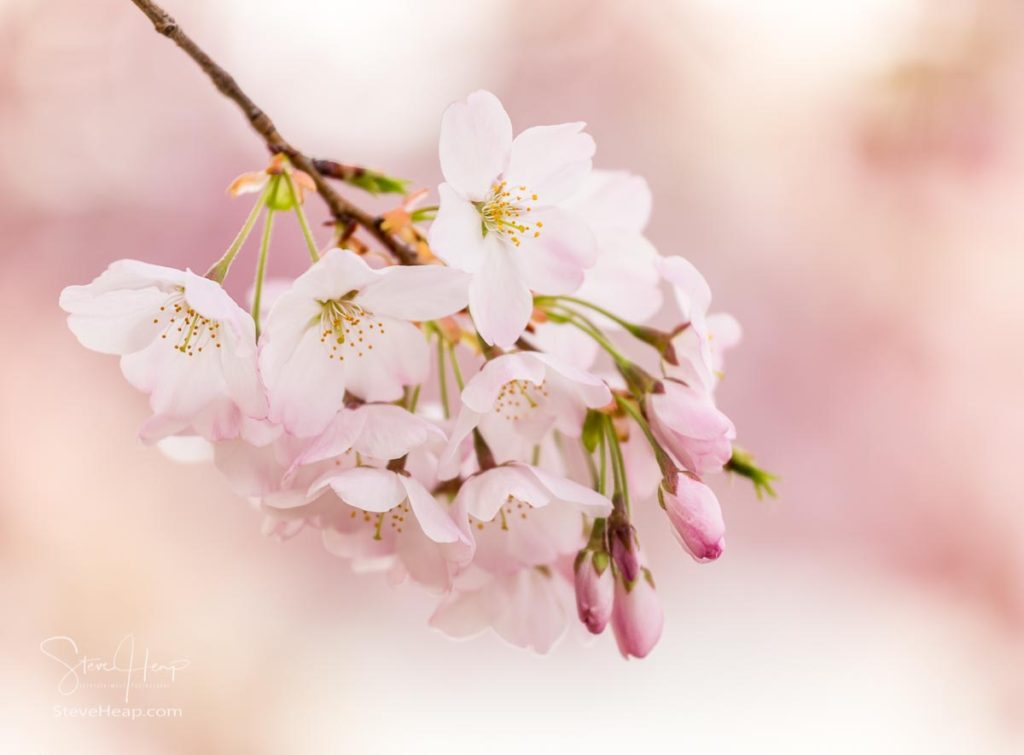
<box><xmin>646</xmin><ymin>380</ymin><xmax>735</xmax><ymax>476</ymax></box>
<box><xmin>659</xmin><ymin>474</ymin><xmax>725</xmax><ymax>562</ymax></box>
<box><xmin>574</xmin><ymin>550</ymin><xmax>614</xmax><ymax>634</ymax></box>
<box><xmin>611</xmin><ymin>568</ymin><xmax>664</xmax><ymax>659</ymax></box>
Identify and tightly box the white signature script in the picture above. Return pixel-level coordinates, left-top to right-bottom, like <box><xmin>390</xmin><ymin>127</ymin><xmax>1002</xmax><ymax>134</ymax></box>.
<box><xmin>39</xmin><ymin>635</ymin><xmax>190</xmax><ymax>703</ymax></box>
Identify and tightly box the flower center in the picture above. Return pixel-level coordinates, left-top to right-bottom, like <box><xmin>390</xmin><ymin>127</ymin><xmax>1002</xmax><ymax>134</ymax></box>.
<box><xmin>318</xmin><ymin>298</ymin><xmax>383</xmax><ymax>361</ymax></box>
<box><xmin>348</xmin><ymin>500</ymin><xmax>411</xmax><ymax>538</ymax></box>
<box><xmin>470</xmin><ymin>495</ymin><xmax>532</xmax><ymax>531</ymax></box>
<box><xmin>477</xmin><ymin>181</ymin><xmax>543</xmax><ymax>248</ymax></box>
<box><xmin>494</xmin><ymin>379</ymin><xmax>549</xmax><ymax>421</ymax></box>
<box><xmin>152</xmin><ymin>289</ymin><xmax>221</xmax><ymax>356</ymax></box>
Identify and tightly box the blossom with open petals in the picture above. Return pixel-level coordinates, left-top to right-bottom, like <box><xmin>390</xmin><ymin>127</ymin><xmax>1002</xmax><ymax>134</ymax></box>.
<box><xmin>59</xmin><ymin>260</ymin><xmax>266</xmax><ymax>442</ymax></box>
<box><xmin>438</xmin><ymin>351</ymin><xmax>611</xmax><ymax>477</ymax></box>
<box><xmin>302</xmin><ymin>404</ymin><xmax>474</xmax><ymax>592</ymax></box>
<box><xmin>429</xmin><ymin>561</ymin><xmax>576</xmax><ymax>653</ymax></box>
<box><xmin>429</xmin><ymin>90</ymin><xmax>597</xmax><ymax>347</ymax></box>
<box><xmin>451</xmin><ymin>463</ymin><xmax>612</xmax><ymax>575</ymax></box>
<box><xmin>258</xmin><ymin>248</ymin><xmax>469</xmax><ymax>437</ymax></box>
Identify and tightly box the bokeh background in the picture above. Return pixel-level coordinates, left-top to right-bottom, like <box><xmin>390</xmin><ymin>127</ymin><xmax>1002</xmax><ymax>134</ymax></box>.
<box><xmin>2</xmin><ymin>0</ymin><xmax>1022</xmax><ymax>752</ymax></box>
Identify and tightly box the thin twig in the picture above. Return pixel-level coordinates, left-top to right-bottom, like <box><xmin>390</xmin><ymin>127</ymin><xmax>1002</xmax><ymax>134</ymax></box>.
<box><xmin>128</xmin><ymin>0</ymin><xmax>420</xmax><ymax>265</ymax></box>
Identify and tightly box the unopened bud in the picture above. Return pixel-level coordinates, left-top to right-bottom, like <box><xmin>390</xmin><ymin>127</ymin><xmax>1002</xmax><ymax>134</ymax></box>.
<box><xmin>659</xmin><ymin>473</ymin><xmax>725</xmax><ymax>562</ymax></box>
<box><xmin>574</xmin><ymin>549</ymin><xmax>614</xmax><ymax>634</ymax></box>
<box><xmin>611</xmin><ymin>567</ymin><xmax>664</xmax><ymax>659</ymax></box>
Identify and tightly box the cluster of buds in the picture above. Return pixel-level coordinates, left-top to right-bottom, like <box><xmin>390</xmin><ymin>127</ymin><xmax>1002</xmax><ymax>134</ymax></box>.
<box><xmin>59</xmin><ymin>91</ymin><xmax>773</xmax><ymax>658</ymax></box>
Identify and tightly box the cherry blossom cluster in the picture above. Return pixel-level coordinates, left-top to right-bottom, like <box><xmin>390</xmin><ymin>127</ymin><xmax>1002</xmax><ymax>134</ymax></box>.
<box><xmin>60</xmin><ymin>91</ymin><xmax>773</xmax><ymax>658</ymax></box>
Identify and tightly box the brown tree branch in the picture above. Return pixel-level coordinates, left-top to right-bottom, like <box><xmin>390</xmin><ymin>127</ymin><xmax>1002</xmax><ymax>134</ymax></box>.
<box><xmin>129</xmin><ymin>0</ymin><xmax>420</xmax><ymax>265</ymax></box>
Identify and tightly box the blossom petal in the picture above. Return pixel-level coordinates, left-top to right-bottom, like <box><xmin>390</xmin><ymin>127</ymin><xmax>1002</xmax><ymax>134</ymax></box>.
<box><xmin>576</xmin><ymin>230</ymin><xmax>663</xmax><ymax>325</ymax></box>
<box><xmin>289</xmin><ymin>248</ymin><xmax>379</xmax><ymax>302</ymax></box>
<box><xmin>261</xmin><ymin>298</ymin><xmax>348</xmax><ymax>437</ymax></box>
<box><xmin>468</xmin><ymin>239</ymin><xmax>532</xmax><ymax>348</ymax></box>
<box><xmin>439</xmin><ymin>90</ymin><xmax>512</xmax><ymax>200</ymax></box>
<box><xmin>341</xmin><ymin>317</ymin><xmax>429</xmax><ymax>403</ymax></box>
<box><xmin>460</xmin><ymin>352</ymin><xmax>548</xmax><ymax>414</ymax></box>
<box><xmin>505</xmin><ymin>122</ymin><xmax>595</xmax><ymax>204</ymax></box>
<box><xmin>530</xmin><ymin>352</ymin><xmax>611</xmax><ymax>410</ymax></box>
<box><xmin>525</xmin><ymin>465</ymin><xmax>613</xmax><ymax>517</ymax></box>
<box><xmin>311</xmin><ymin>468</ymin><xmax>406</xmax><ymax>513</ymax></box>
<box><xmin>356</xmin><ymin>263</ymin><xmax>469</xmax><ymax>321</ymax></box>
<box><xmin>658</xmin><ymin>255</ymin><xmax>712</xmax><ymax>322</ymax></box>
<box><xmin>516</xmin><ymin>208</ymin><xmax>596</xmax><ymax>295</ymax></box>
<box><xmin>564</xmin><ymin>169</ymin><xmax>652</xmax><ymax>233</ymax></box>
<box><xmin>351</xmin><ymin>404</ymin><xmax>446</xmax><ymax>461</ymax></box>
<box><xmin>455</xmin><ymin>465</ymin><xmax>552</xmax><ymax>522</ymax></box>
<box><xmin>428</xmin><ymin>184</ymin><xmax>489</xmax><ymax>274</ymax></box>
<box><xmin>400</xmin><ymin>475</ymin><xmax>466</xmax><ymax>545</ymax></box>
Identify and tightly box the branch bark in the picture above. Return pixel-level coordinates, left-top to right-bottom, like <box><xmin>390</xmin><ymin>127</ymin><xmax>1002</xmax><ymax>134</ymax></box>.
<box><xmin>129</xmin><ymin>0</ymin><xmax>419</xmax><ymax>265</ymax></box>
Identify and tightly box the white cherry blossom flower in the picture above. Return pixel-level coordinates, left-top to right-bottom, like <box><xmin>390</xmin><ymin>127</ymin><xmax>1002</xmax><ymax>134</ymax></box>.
<box><xmin>300</xmin><ymin>404</ymin><xmax>475</xmax><ymax>593</ymax></box>
<box><xmin>429</xmin><ymin>90</ymin><xmax>598</xmax><ymax>347</ymax></box>
<box><xmin>258</xmin><ymin>248</ymin><xmax>470</xmax><ymax>437</ymax></box>
<box><xmin>59</xmin><ymin>260</ymin><xmax>266</xmax><ymax>442</ymax></box>
<box><xmin>452</xmin><ymin>462</ymin><xmax>612</xmax><ymax>575</ymax></box>
<box><xmin>429</xmin><ymin>560</ymin><xmax>577</xmax><ymax>654</ymax></box>
<box><xmin>438</xmin><ymin>351</ymin><xmax>612</xmax><ymax>478</ymax></box>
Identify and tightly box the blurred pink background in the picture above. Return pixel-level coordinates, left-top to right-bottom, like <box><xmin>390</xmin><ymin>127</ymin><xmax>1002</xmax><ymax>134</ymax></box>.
<box><xmin>2</xmin><ymin>0</ymin><xmax>1023</xmax><ymax>751</ymax></box>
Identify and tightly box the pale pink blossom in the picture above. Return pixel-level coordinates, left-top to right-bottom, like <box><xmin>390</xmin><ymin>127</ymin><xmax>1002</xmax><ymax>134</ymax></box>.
<box><xmin>658</xmin><ymin>255</ymin><xmax>741</xmax><ymax>395</ymax></box>
<box><xmin>574</xmin><ymin>549</ymin><xmax>614</xmax><ymax>634</ymax></box>
<box><xmin>300</xmin><ymin>404</ymin><xmax>474</xmax><ymax>592</ymax></box>
<box><xmin>438</xmin><ymin>351</ymin><xmax>611</xmax><ymax>478</ymax></box>
<box><xmin>452</xmin><ymin>463</ymin><xmax>612</xmax><ymax>575</ymax></box>
<box><xmin>429</xmin><ymin>90</ymin><xmax>597</xmax><ymax>347</ymax></box>
<box><xmin>659</xmin><ymin>473</ymin><xmax>726</xmax><ymax>562</ymax></box>
<box><xmin>564</xmin><ymin>170</ymin><xmax>663</xmax><ymax>326</ymax></box>
<box><xmin>611</xmin><ymin>566</ymin><xmax>664</xmax><ymax>659</ymax></box>
<box><xmin>429</xmin><ymin>562</ymin><xmax>576</xmax><ymax>653</ymax></box>
<box><xmin>59</xmin><ymin>260</ymin><xmax>266</xmax><ymax>442</ymax></box>
<box><xmin>646</xmin><ymin>379</ymin><xmax>735</xmax><ymax>476</ymax></box>
<box><xmin>258</xmin><ymin>248</ymin><xmax>469</xmax><ymax>437</ymax></box>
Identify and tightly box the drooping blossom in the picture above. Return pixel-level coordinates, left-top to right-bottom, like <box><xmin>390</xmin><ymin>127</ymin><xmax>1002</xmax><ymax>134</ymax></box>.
<box><xmin>564</xmin><ymin>170</ymin><xmax>663</xmax><ymax>326</ymax></box>
<box><xmin>59</xmin><ymin>260</ymin><xmax>266</xmax><ymax>442</ymax></box>
<box><xmin>659</xmin><ymin>472</ymin><xmax>726</xmax><ymax>562</ymax></box>
<box><xmin>428</xmin><ymin>90</ymin><xmax>598</xmax><ymax>347</ymax></box>
<box><xmin>301</xmin><ymin>404</ymin><xmax>475</xmax><ymax>592</ymax></box>
<box><xmin>438</xmin><ymin>351</ymin><xmax>611</xmax><ymax>478</ymax></box>
<box><xmin>646</xmin><ymin>379</ymin><xmax>735</xmax><ymax>476</ymax></box>
<box><xmin>451</xmin><ymin>463</ymin><xmax>612</xmax><ymax>575</ymax></box>
<box><xmin>658</xmin><ymin>255</ymin><xmax>741</xmax><ymax>396</ymax></box>
<box><xmin>429</xmin><ymin>561</ymin><xmax>576</xmax><ymax>654</ymax></box>
<box><xmin>258</xmin><ymin>248</ymin><xmax>469</xmax><ymax>437</ymax></box>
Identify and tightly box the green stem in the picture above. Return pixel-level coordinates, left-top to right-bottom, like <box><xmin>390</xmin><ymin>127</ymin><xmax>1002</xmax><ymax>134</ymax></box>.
<box><xmin>582</xmin><ymin>439</ymin><xmax>600</xmax><ymax>490</ymax></box>
<box><xmin>615</xmin><ymin>395</ymin><xmax>674</xmax><ymax>474</ymax></box>
<box><xmin>205</xmin><ymin>189</ymin><xmax>268</xmax><ymax>282</ymax></box>
<box><xmin>598</xmin><ymin>429</ymin><xmax>608</xmax><ymax>497</ymax></box>
<box><xmin>447</xmin><ymin>342</ymin><xmax>465</xmax><ymax>390</ymax></box>
<box><xmin>437</xmin><ymin>334</ymin><xmax>450</xmax><ymax>419</ymax></box>
<box><xmin>604</xmin><ymin>415</ymin><xmax>630</xmax><ymax>514</ymax></box>
<box><xmin>539</xmin><ymin>295</ymin><xmax>637</xmax><ymax>334</ymax></box>
<box><xmin>251</xmin><ymin>208</ymin><xmax>275</xmax><ymax>339</ymax></box>
<box><xmin>548</xmin><ymin>305</ymin><xmax>631</xmax><ymax>368</ymax></box>
<box><xmin>407</xmin><ymin>384</ymin><xmax>422</xmax><ymax>413</ymax></box>
<box><xmin>285</xmin><ymin>172</ymin><xmax>320</xmax><ymax>263</ymax></box>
